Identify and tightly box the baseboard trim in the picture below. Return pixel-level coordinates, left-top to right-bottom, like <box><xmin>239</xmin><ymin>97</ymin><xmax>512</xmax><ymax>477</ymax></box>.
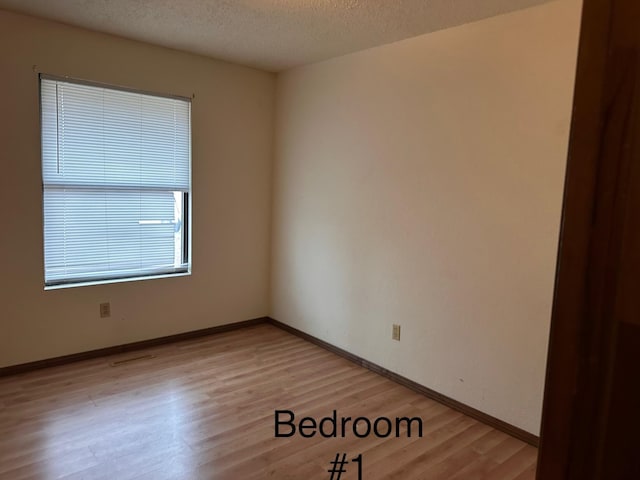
<box><xmin>0</xmin><ymin>317</ymin><xmax>269</xmax><ymax>377</ymax></box>
<box><xmin>268</xmin><ymin>317</ymin><xmax>539</xmax><ymax>447</ymax></box>
<box><xmin>1</xmin><ymin>315</ymin><xmax>539</xmax><ymax>446</ymax></box>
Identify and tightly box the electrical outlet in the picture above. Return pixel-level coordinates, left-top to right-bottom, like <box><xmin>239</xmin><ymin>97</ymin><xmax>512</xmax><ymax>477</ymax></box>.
<box><xmin>99</xmin><ymin>302</ymin><xmax>111</xmax><ymax>318</ymax></box>
<box><xmin>392</xmin><ymin>324</ymin><xmax>401</xmax><ymax>341</ymax></box>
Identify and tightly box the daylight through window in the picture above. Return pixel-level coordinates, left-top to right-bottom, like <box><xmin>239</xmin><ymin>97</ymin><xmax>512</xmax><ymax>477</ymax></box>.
<box><xmin>40</xmin><ymin>76</ymin><xmax>191</xmax><ymax>288</ymax></box>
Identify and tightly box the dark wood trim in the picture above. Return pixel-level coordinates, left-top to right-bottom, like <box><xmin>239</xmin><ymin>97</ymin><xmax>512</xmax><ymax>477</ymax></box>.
<box><xmin>537</xmin><ymin>1</ymin><xmax>614</xmax><ymax>476</ymax></box>
<box><xmin>538</xmin><ymin>0</ymin><xmax>640</xmax><ymax>478</ymax></box>
<box><xmin>268</xmin><ymin>317</ymin><xmax>539</xmax><ymax>447</ymax></box>
<box><xmin>3</xmin><ymin>313</ymin><xmax>539</xmax><ymax>446</ymax></box>
<box><xmin>0</xmin><ymin>317</ymin><xmax>269</xmax><ymax>377</ymax></box>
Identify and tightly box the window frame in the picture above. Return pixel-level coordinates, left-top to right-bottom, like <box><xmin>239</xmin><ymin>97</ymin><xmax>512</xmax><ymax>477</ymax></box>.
<box><xmin>39</xmin><ymin>74</ymin><xmax>193</xmax><ymax>289</ymax></box>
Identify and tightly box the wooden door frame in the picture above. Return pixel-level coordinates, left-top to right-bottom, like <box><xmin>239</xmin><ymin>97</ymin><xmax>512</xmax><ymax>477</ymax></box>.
<box><xmin>538</xmin><ymin>0</ymin><xmax>640</xmax><ymax>478</ymax></box>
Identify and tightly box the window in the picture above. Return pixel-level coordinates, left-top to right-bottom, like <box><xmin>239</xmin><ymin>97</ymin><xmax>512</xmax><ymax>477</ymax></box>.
<box><xmin>40</xmin><ymin>75</ymin><xmax>191</xmax><ymax>288</ymax></box>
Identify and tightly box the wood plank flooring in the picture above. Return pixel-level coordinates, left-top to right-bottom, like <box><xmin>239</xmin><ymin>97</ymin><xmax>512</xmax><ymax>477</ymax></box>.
<box><xmin>0</xmin><ymin>324</ymin><xmax>537</xmax><ymax>479</ymax></box>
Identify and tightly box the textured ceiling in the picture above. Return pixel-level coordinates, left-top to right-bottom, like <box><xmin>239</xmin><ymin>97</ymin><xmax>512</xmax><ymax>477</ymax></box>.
<box><xmin>0</xmin><ymin>0</ymin><xmax>551</xmax><ymax>71</ymax></box>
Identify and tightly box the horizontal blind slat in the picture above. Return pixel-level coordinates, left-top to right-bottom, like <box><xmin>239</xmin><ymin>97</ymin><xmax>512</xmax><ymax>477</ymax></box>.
<box><xmin>41</xmin><ymin>77</ymin><xmax>191</xmax><ymax>286</ymax></box>
<box><xmin>41</xmin><ymin>78</ymin><xmax>190</xmax><ymax>191</ymax></box>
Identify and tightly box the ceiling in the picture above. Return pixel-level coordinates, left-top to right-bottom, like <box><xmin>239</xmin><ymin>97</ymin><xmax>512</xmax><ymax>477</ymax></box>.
<box><xmin>0</xmin><ymin>0</ymin><xmax>551</xmax><ymax>72</ymax></box>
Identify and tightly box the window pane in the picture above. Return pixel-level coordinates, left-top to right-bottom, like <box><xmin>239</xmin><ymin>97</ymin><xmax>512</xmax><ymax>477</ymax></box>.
<box><xmin>40</xmin><ymin>76</ymin><xmax>191</xmax><ymax>287</ymax></box>
<box><xmin>44</xmin><ymin>189</ymin><xmax>185</xmax><ymax>284</ymax></box>
<box><xmin>41</xmin><ymin>79</ymin><xmax>190</xmax><ymax>191</ymax></box>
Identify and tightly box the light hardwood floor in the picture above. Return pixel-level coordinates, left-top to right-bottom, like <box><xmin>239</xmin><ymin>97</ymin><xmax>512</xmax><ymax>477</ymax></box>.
<box><xmin>0</xmin><ymin>324</ymin><xmax>537</xmax><ymax>479</ymax></box>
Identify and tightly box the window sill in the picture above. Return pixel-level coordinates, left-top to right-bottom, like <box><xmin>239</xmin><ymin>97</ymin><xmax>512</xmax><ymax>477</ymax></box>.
<box><xmin>44</xmin><ymin>271</ymin><xmax>191</xmax><ymax>290</ymax></box>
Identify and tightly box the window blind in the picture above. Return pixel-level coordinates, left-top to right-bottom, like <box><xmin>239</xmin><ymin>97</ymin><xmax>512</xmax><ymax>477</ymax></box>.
<box><xmin>40</xmin><ymin>76</ymin><xmax>191</xmax><ymax>287</ymax></box>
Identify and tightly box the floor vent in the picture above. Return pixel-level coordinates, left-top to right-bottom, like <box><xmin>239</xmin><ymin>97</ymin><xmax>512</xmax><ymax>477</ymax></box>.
<box><xmin>109</xmin><ymin>354</ymin><xmax>156</xmax><ymax>367</ymax></box>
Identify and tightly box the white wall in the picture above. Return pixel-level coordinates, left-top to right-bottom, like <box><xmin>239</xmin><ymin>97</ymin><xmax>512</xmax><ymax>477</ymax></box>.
<box><xmin>0</xmin><ymin>10</ymin><xmax>275</xmax><ymax>367</ymax></box>
<box><xmin>271</xmin><ymin>0</ymin><xmax>582</xmax><ymax>434</ymax></box>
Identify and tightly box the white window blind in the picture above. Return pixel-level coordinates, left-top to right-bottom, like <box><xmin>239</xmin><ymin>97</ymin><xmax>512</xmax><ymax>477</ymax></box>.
<box><xmin>40</xmin><ymin>76</ymin><xmax>191</xmax><ymax>287</ymax></box>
